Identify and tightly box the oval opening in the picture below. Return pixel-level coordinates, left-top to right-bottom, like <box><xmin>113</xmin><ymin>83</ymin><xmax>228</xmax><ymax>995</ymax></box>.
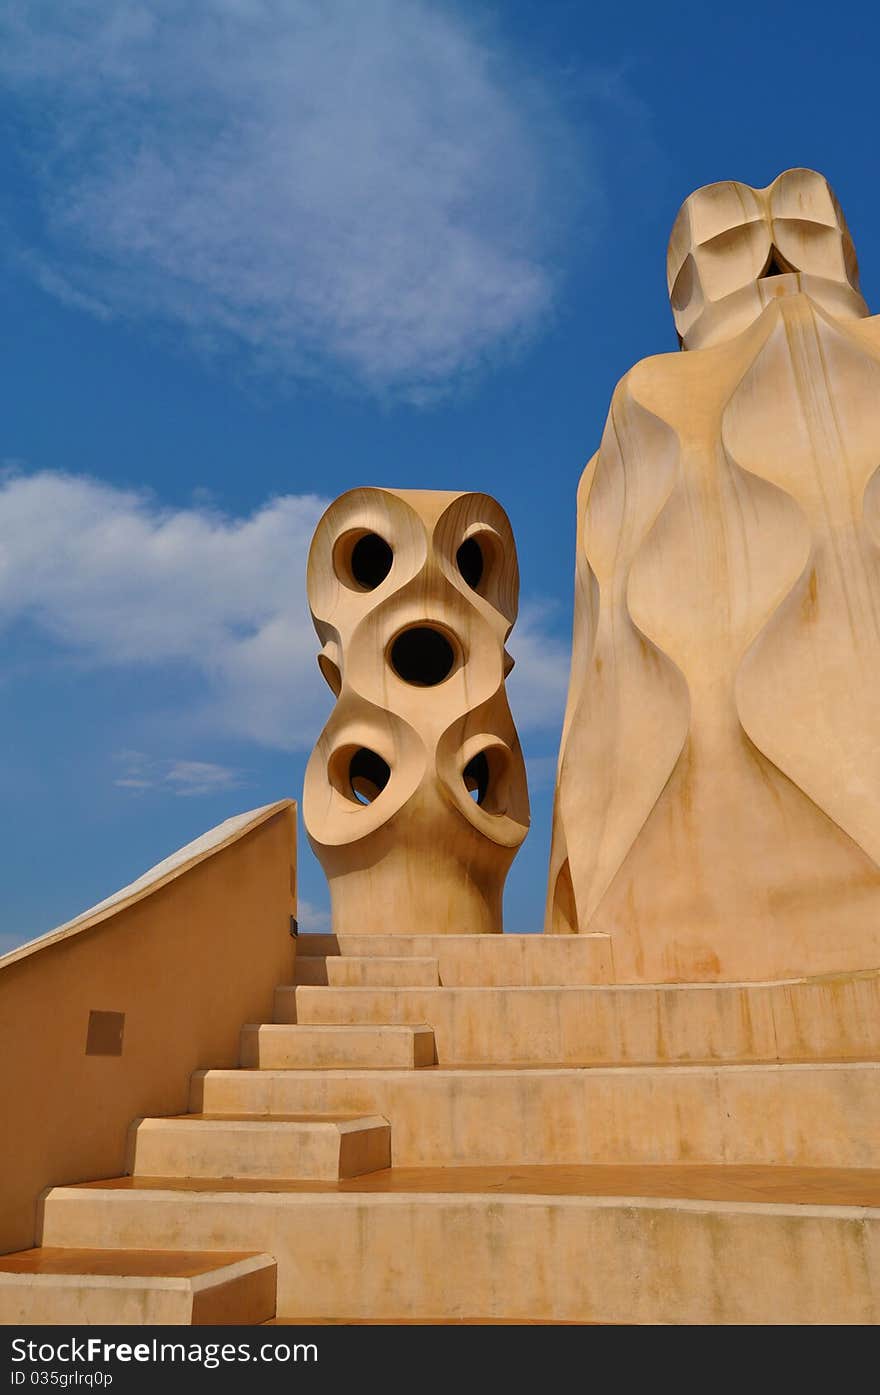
<box><xmin>349</xmin><ymin>748</ymin><xmax>391</xmax><ymax>805</ymax></box>
<box><xmin>390</xmin><ymin>627</ymin><xmax>455</xmax><ymax>687</ymax></box>
<box><xmin>456</xmin><ymin>537</ymin><xmax>484</xmax><ymax>591</ymax></box>
<box><xmin>463</xmin><ymin>751</ymin><xmax>490</xmax><ymax>805</ymax></box>
<box><xmin>317</xmin><ymin>653</ymin><xmax>342</xmax><ymax>696</ymax></box>
<box><xmin>350</xmin><ymin>532</ymin><xmax>393</xmax><ymax>589</ymax></box>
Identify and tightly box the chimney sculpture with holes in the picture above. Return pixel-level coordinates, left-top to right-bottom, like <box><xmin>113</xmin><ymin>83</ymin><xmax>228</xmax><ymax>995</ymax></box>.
<box><xmin>547</xmin><ymin>167</ymin><xmax>880</xmax><ymax>982</ymax></box>
<box><xmin>304</xmin><ymin>488</ymin><xmax>529</xmax><ymax>935</ymax></box>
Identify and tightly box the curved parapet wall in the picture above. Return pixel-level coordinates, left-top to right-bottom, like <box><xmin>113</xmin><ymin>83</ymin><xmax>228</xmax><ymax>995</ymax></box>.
<box><xmin>304</xmin><ymin>487</ymin><xmax>529</xmax><ymax>935</ymax></box>
<box><xmin>0</xmin><ymin>800</ymin><xmax>296</xmax><ymax>1254</ymax></box>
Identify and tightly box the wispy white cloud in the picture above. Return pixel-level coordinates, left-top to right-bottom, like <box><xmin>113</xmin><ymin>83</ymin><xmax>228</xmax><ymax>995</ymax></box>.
<box><xmin>0</xmin><ymin>0</ymin><xmax>588</xmax><ymax>399</ymax></box>
<box><xmin>0</xmin><ymin>468</ymin><xmax>569</xmax><ymax>747</ymax></box>
<box><xmin>114</xmin><ymin>750</ymin><xmax>247</xmax><ymax>797</ymax></box>
<box><xmin>506</xmin><ymin>600</ymin><xmax>571</xmax><ymax>735</ymax></box>
<box><xmin>0</xmin><ymin>467</ymin><xmax>328</xmax><ymax>748</ymax></box>
<box><xmin>297</xmin><ymin>900</ymin><xmax>332</xmax><ymax>934</ymax></box>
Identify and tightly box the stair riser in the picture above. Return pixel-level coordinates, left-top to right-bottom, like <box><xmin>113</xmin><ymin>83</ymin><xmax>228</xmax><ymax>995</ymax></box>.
<box><xmin>131</xmin><ymin>1120</ymin><xmax>391</xmax><ymax>1181</ymax></box>
<box><xmin>0</xmin><ymin>1281</ymin><xmax>202</xmax><ymax>1325</ymax></box>
<box><xmin>0</xmin><ymin>1263</ymin><xmax>276</xmax><ymax>1326</ymax></box>
<box><xmin>288</xmin><ymin>976</ymin><xmax>880</xmax><ymax>1065</ymax></box>
<box><xmin>295</xmin><ymin>934</ymin><xmax>614</xmax><ymax>985</ymax></box>
<box><xmin>191</xmin><ymin>1064</ymin><xmax>880</xmax><ymax>1169</ymax></box>
<box><xmin>292</xmin><ymin>958</ymin><xmax>330</xmax><ymax>985</ymax></box>
<box><xmin>293</xmin><ymin>960</ymin><xmax>441</xmax><ymax>988</ymax></box>
<box><xmin>240</xmin><ymin>1025</ymin><xmax>435</xmax><ymax>1070</ymax></box>
<box><xmin>40</xmin><ymin>1189</ymin><xmax>880</xmax><ymax>1323</ymax></box>
<box><xmin>325</xmin><ymin>960</ymin><xmax>440</xmax><ymax>988</ymax></box>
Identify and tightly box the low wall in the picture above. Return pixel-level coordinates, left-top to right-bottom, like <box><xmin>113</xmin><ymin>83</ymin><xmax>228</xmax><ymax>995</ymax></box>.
<box><xmin>0</xmin><ymin>800</ymin><xmax>297</xmax><ymax>1255</ymax></box>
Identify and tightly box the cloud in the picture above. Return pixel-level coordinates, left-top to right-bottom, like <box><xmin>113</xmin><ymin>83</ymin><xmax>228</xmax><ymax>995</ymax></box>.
<box><xmin>0</xmin><ymin>0</ymin><xmax>587</xmax><ymax>399</ymax></box>
<box><xmin>506</xmin><ymin>600</ymin><xmax>571</xmax><ymax>735</ymax></box>
<box><xmin>114</xmin><ymin>751</ymin><xmax>247</xmax><ymax>796</ymax></box>
<box><xmin>0</xmin><ymin>467</ymin><xmax>329</xmax><ymax>748</ymax></box>
<box><xmin>297</xmin><ymin>900</ymin><xmax>331</xmax><ymax>934</ymax></box>
<box><xmin>0</xmin><ymin>467</ymin><xmax>568</xmax><ymax>747</ymax></box>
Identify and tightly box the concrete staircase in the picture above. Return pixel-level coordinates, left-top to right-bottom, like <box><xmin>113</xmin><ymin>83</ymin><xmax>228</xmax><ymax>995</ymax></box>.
<box><xmin>5</xmin><ymin>933</ymin><xmax>880</xmax><ymax>1324</ymax></box>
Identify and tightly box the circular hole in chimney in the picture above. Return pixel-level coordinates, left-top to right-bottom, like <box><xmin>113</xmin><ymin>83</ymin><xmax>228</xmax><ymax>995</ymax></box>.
<box><xmin>350</xmin><ymin>532</ymin><xmax>393</xmax><ymax>589</ymax></box>
<box><xmin>463</xmin><ymin>751</ymin><xmax>490</xmax><ymax>805</ymax></box>
<box><xmin>456</xmin><ymin>537</ymin><xmax>484</xmax><ymax>591</ymax></box>
<box><xmin>390</xmin><ymin>626</ymin><xmax>456</xmax><ymax>687</ymax></box>
<box><xmin>459</xmin><ymin>744</ymin><xmax>511</xmax><ymax>816</ymax></box>
<box><xmin>348</xmin><ymin>748</ymin><xmax>391</xmax><ymax>805</ymax></box>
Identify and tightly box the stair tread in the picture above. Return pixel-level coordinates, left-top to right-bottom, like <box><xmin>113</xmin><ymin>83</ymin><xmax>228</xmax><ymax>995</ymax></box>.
<box><xmin>292</xmin><ymin>976</ymin><xmax>880</xmax><ymax>993</ymax></box>
<box><xmin>328</xmin><ymin>957</ymin><xmax>438</xmax><ymax>965</ymax></box>
<box><xmin>203</xmin><ymin>1058</ymin><xmax>880</xmax><ymax>1076</ymax></box>
<box><xmin>143</xmin><ymin>1113</ymin><xmax>388</xmax><ymax>1126</ymax></box>
<box><xmin>248</xmin><ymin>1023</ymin><xmax>433</xmax><ymax>1032</ymax></box>
<box><xmin>0</xmin><ymin>1248</ymin><xmax>268</xmax><ymax>1279</ymax></box>
<box><xmin>60</xmin><ymin>1164</ymin><xmax>880</xmax><ymax>1208</ymax></box>
<box><xmin>170</xmin><ymin>1116</ymin><xmax>384</xmax><ymax>1127</ymax></box>
<box><xmin>296</xmin><ymin>933</ymin><xmax>612</xmax><ymax>955</ymax></box>
<box><xmin>266</xmin><ymin>1316</ymin><xmax>606</xmax><ymax>1325</ymax></box>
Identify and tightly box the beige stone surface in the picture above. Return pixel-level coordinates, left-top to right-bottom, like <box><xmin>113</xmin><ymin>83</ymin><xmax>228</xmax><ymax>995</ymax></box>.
<box><xmin>70</xmin><ymin>1162</ymin><xmax>880</xmax><ymax>1203</ymax></box>
<box><xmin>667</xmin><ymin>169</ymin><xmax>867</xmax><ymax>352</ymax></box>
<box><xmin>11</xmin><ymin>922</ymin><xmax>880</xmax><ymax>1321</ymax></box>
<box><xmin>239</xmin><ymin>1022</ymin><xmax>436</xmax><ymax>1069</ymax></box>
<box><xmin>548</xmin><ymin>168</ymin><xmax>880</xmax><ymax>982</ymax></box>
<box><xmin>282</xmin><ymin>969</ymin><xmax>880</xmax><ymax>1064</ymax></box>
<box><xmin>193</xmin><ymin>1061</ymin><xmax>880</xmax><ymax>1170</ymax></box>
<box><xmin>295</xmin><ymin>931</ymin><xmax>614</xmax><ymax>985</ymax></box>
<box><xmin>304</xmin><ymin>488</ymin><xmax>529</xmax><ymax>935</ymax></box>
<box><xmin>0</xmin><ymin>1249</ymin><xmax>276</xmax><ymax>1326</ymax></box>
<box><xmin>129</xmin><ymin>1114</ymin><xmax>391</xmax><ymax>1181</ymax></box>
<box><xmin>38</xmin><ymin>1179</ymin><xmax>880</xmax><ymax>1323</ymax></box>
<box><xmin>324</xmin><ymin>956</ymin><xmax>440</xmax><ymax>987</ymax></box>
<box><xmin>0</xmin><ymin>802</ymin><xmax>297</xmax><ymax>1255</ymax></box>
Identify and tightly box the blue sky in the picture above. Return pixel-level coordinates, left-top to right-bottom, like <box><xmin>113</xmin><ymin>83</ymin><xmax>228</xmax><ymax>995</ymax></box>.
<box><xmin>2</xmin><ymin>0</ymin><xmax>879</xmax><ymax>950</ymax></box>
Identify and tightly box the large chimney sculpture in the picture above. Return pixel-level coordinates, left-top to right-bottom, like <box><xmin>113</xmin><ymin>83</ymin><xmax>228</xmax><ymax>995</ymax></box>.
<box><xmin>304</xmin><ymin>488</ymin><xmax>529</xmax><ymax>936</ymax></box>
<box><xmin>547</xmin><ymin>168</ymin><xmax>880</xmax><ymax>982</ymax></box>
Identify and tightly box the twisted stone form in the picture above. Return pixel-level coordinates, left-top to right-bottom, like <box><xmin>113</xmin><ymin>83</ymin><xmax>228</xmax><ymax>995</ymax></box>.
<box><xmin>548</xmin><ymin>168</ymin><xmax>880</xmax><ymax>981</ymax></box>
<box><xmin>305</xmin><ymin>488</ymin><xmax>529</xmax><ymax>936</ymax></box>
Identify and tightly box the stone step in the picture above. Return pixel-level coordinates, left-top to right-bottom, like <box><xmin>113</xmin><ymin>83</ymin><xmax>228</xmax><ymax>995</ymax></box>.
<box><xmin>240</xmin><ymin>1023</ymin><xmax>435</xmax><ymax>1070</ymax></box>
<box><xmin>293</xmin><ymin>956</ymin><xmax>333</xmax><ymax>985</ymax></box>
<box><xmin>190</xmin><ymin>1061</ymin><xmax>880</xmax><ymax>1169</ymax></box>
<box><xmin>266</xmin><ymin>1316</ymin><xmax>597</xmax><ymax>1324</ymax></box>
<box><xmin>292</xmin><ymin>957</ymin><xmax>441</xmax><ymax>989</ymax></box>
<box><xmin>40</xmin><ymin>1168</ymin><xmax>880</xmax><ymax>1323</ymax></box>
<box><xmin>0</xmin><ymin>1247</ymin><xmax>276</xmax><ymax>1326</ymax></box>
<box><xmin>294</xmin><ymin>933</ymin><xmax>613</xmax><ymax>985</ymax></box>
<box><xmin>129</xmin><ymin>1114</ymin><xmax>391</xmax><ymax>1181</ymax></box>
<box><xmin>284</xmin><ymin>972</ymin><xmax>880</xmax><ymax>1065</ymax></box>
